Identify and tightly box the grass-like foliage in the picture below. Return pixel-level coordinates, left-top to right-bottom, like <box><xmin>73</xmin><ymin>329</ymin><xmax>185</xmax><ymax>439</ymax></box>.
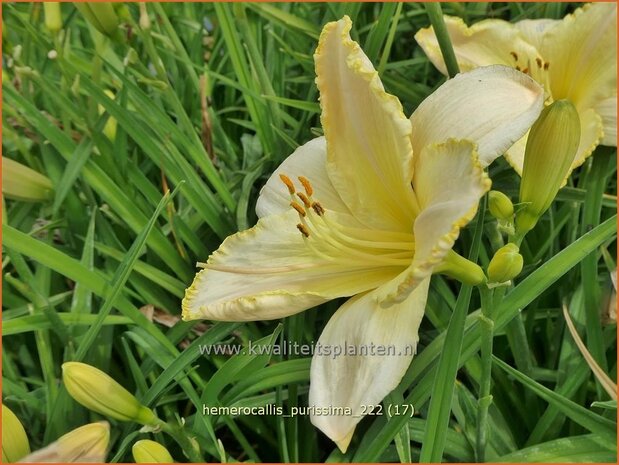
<box><xmin>2</xmin><ymin>2</ymin><xmax>617</xmax><ymax>463</ymax></box>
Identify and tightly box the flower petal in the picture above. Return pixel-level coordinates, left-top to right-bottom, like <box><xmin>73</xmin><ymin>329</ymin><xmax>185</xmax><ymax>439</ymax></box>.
<box><xmin>375</xmin><ymin>140</ymin><xmax>489</xmax><ymax>304</ymax></box>
<box><xmin>410</xmin><ymin>65</ymin><xmax>544</xmax><ymax>166</ymax></box>
<box><xmin>315</xmin><ymin>16</ymin><xmax>417</xmax><ymax>231</ymax></box>
<box><xmin>543</xmin><ymin>2</ymin><xmax>617</xmax><ymax>110</ymax></box>
<box><xmin>309</xmin><ymin>278</ymin><xmax>430</xmax><ymax>452</ymax></box>
<box><xmin>255</xmin><ymin>137</ymin><xmax>351</xmax><ymax>218</ymax></box>
<box><xmin>504</xmin><ymin>108</ymin><xmax>604</xmax><ymax>176</ymax></box>
<box><xmin>514</xmin><ymin>18</ymin><xmax>558</xmax><ymax>50</ymax></box>
<box><xmin>182</xmin><ymin>210</ymin><xmax>401</xmax><ymax>322</ymax></box>
<box><xmin>594</xmin><ymin>95</ymin><xmax>617</xmax><ymax>147</ymax></box>
<box><xmin>415</xmin><ymin>16</ymin><xmax>541</xmax><ymax>75</ymax></box>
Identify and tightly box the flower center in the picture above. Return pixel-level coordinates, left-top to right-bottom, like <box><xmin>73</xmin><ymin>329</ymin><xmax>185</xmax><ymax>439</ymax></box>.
<box><xmin>510</xmin><ymin>50</ymin><xmax>553</xmax><ymax>104</ymax></box>
<box><xmin>279</xmin><ymin>174</ymin><xmax>415</xmax><ymax>268</ymax></box>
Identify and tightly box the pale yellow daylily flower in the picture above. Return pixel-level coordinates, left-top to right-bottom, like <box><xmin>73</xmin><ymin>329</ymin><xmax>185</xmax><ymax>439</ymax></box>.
<box><xmin>183</xmin><ymin>16</ymin><xmax>543</xmax><ymax>452</ymax></box>
<box><xmin>416</xmin><ymin>2</ymin><xmax>617</xmax><ymax>175</ymax></box>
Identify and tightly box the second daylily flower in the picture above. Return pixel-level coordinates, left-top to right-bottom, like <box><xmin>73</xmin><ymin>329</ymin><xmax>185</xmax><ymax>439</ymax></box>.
<box><xmin>183</xmin><ymin>16</ymin><xmax>543</xmax><ymax>452</ymax></box>
<box><xmin>416</xmin><ymin>2</ymin><xmax>617</xmax><ymax>176</ymax></box>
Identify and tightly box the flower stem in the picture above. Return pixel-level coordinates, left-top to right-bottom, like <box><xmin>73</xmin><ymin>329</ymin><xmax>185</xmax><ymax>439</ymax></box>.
<box><xmin>424</xmin><ymin>3</ymin><xmax>460</xmax><ymax>78</ymax></box>
<box><xmin>159</xmin><ymin>421</ymin><xmax>204</xmax><ymax>462</ymax></box>
<box><xmin>476</xmin><ymin>285</ymin><xmax>494</xmax><ymax>462</ymax></box>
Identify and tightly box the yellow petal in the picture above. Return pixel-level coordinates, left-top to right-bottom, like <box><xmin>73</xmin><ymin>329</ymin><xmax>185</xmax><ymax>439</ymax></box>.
<box><xmin>505</xmin><ymin>108</ymin><xmax>604</xmax><ymax>176</ymax></box>
<box><xmin>255</xmin><ymin>137</ymin><xmax>352</xmax><ymax>218</ymax></box>
<box><xmin>410</xmin><ymin>65</ymin><xmax>544</xmax><ymax>166</ymax></box>
<box><xmin>182</xmin><ymin>210</ymin><xmax>403</xmax><ymax>322</ymax></box>
<box><xmin>315</xmin><ymin>16</ymin><xmax>417</xmax><ymax>231</ymax></box>
<box><xmin>514</xmin><ymin>18</ymin><xmax>558</xmax><ymax>50</ymax></box>
<box><xmin>543</xmin><ymin>2</ymin><xmax>617</xmax><ymax>110</ymax></box>
<box><xmin>415</xmin><ymin>16</ymin><xmax>541</xmax><ymax>75</ymax></box>
<box><xmin>595</xmin><ymin>95</ymin><xmax>617</xmax><ymax>146</ymax></box>
<box><xmin>376</xmin><ymin>140</ymin><xmax>490</xmax><ymax>304</ymax></box>
<box><xmin>309</xmin><ymin>278</ymin><xmax>430</xmax><ymax>452</ymax></box>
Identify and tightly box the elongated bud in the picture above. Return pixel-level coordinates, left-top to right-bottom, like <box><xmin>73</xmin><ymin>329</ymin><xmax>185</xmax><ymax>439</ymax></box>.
<box><xmin>2</xmin><ymin>158</ymin><xmax>53</xmax><ymax>202</ymax></box>
<box><xmin>43</xmin><ymin>2</ymin><xmax>62</xmax><ymax>33</ymax></box>
<box><xmin>488</xmin><ymin>190</ymin><xmax>514</xmax><ymax>221</ymax></box>
<box><xmin>517</xmin><ymin>100</ymin><xmax>580</xmax><ymax>234</ymax></box>
<box><xmin>62</xmin><ymin>362</ymin><xmax>159</xmax><ymax>425</ymax></box>
<box><xmin>74</xmin><ymin>3</ymin><xmax>121</xmax><ymax>40</ymax></box>
<box><xmin>488</xmin><ymin>244</ymin><xmax>523</xmax><ymax>285</ymax></box>
<box><xmin>20</xmin><ymin>422</ymin><xmax>109</xmax><ymax>463</ymax></box>
<box><xmin>2</xmin><ymin>405</ymin><xmax>30</xmax><ymax>462</ymax></box>
<box><xmin>434</xmin><ymin>249</ymin><xmax>486</xmax><ymax>286</ymax></box>
<box><xmin>132</xmin><ymin>440</ymin><xmax>174</xmax><ymax>463</ymax></box>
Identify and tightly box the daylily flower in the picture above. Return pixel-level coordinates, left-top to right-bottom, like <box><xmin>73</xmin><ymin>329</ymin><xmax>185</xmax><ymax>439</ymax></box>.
<box><xmin>416</xmin><ymin>2</ymin><xmax>617</xmax><ymax>176</ymax></box>
<box><xmin>183</xmin><ymin>16</ymin><xmax>543</xmax><ymax>452</ymax></box>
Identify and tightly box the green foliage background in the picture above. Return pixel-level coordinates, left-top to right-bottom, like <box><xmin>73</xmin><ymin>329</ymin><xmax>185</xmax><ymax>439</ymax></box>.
<box><xmin>2</xmin><ymin>2</ymin><xmax>617</xmax><ymax>462</ymax></box>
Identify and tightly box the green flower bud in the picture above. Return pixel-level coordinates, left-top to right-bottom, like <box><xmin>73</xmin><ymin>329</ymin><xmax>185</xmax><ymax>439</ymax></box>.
<box><xmin>62</xmin><ymin>362</ymin><xmax>159</xmax><ymax>425</ymax></box>
<box><xmin>2</xmin><ymin>404</ymin><xmax>30</xmax><ymax>462</ymax></box>
<box><xmin>132</xmin><ymin>439</ymin><xmax>174</xmax><ymax>463</ymax></box>
<box><xmin>488</xmin><ymin>190</ymin><xmax>514</xmax><ymax>221</ymax></box>
<box><xmin>517</xmin><ymin>100</ymin><xmax>580</xmax><ymax>234</ymax></box>
<box><xmin>2</xmin><ymin>158</ymin><xmax>53</xmax><ymax>202</ymax></box>
<box><xmin>74</xmin><ymin>3</ymin><xmax>121</xmax><ymax>40</ymax></box>
<box><xmin>20</xmin><ymin>422</ymin><xmax>110</xmax><ymax>463</ymax></box>
<box><xmin>43</xmin><ymin>2</ymin><xmax>62</xmax><ymax>33</ymax></box>
<box><xmin>488</xmin><ymin>244</ymin><xmax>524</xmax><ymax>285</ymax></box>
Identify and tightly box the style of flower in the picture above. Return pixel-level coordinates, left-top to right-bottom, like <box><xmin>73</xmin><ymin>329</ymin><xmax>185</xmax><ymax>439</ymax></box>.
<box><xmin>416</xmin><ymin>2</ymin><xmax>617</xmax><ymax>176</ymax></box>
<box><xmin>183</xmin><ymin>16</ymin><xmax>543</xmax><ymax>452</ymax></box>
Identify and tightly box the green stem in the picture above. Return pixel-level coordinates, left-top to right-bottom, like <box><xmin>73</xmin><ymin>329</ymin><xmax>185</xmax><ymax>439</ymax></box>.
<box><xmin>424</xmin><ymin>3</ymin><xmax>460</xmax><ymax>78</ymax></box>
<box><xmin>579</xmin><ymin>148</ymin><xmax>613</xmax><ymax>396</ymax></box>
<box><xmin>476</xmin><ymin>285</ymin><xmax>494</xmax><ymax>462</ymax></box>
<box><xmin>160</xmin><ymin>421</ymin><xmax>205</xmax><ymax>462</ymax></box>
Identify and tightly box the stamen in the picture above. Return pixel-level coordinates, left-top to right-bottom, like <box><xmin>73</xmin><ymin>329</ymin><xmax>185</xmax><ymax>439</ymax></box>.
<box><xmin>515</xmin><ymin>65</ymin><xmax>521</xmax><ymax>72</ymax></box>
<box><xmin>535</xmin><ymin>57</ymin><xmax>543</xmax><ymax>68</ymax></box>
<box><xmin>296</xmin><ymin>223</ymin><xmax>310</xmax><ymax>237</ymax></box>
<box><xmin>296</xmin><ymin>192</ymin><xmax>311</xmax><ymax>208</ymax></box>
<box><xmin>510</xmin><ymin>51</ymin><xmax>518</xmax><ymax>61</ymax></box>
<box><xmin>298</xmin><ymin>176</ymin><xmax>314</xmax><ymax>196</ymax></box>
<box><xmin>522</xmin><ymin>67</ymin><xmax>529</xmax><ymax>74</ymax></box>
<box><xmin>543</xmin><ymin>62</ymin><xmax>550</xmax><ymax>70</ymax></box>
<box><xmin>279</xmin><ymin>174</ymin><xmax>296</xmax><ymax>195</ymax></box>
<box><xmin>311</xmin><ymin>201</ymin><xmax>325</xmax><ymax>216</ymax></box>
<box><xmin>290</xmin><ymin>201</ymin><xmax>306</xmax><ymax>217</ymax></box>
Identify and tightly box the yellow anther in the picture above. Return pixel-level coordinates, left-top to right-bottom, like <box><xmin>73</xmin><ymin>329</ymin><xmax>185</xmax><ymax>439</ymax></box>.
<box><xmin>311</xmin><ymin>201</ymin><xmax>325</xmax><ymax>216</ymax></box>
<box><xmin>296</xmin><ymin>223</ymin><xmax>310</xmax><ymax>238</ymax></box>
<box><xmin>522</xmin><ymin>67</ymin><xmax>529</xmax><ymax>74</ymax></box>
<box><xmin>296</xmin><ymin>192</ymin><xmax>311</xmax><ymax>208</ymax></box>
<box><xmin>290</xmin><ymin>201</ymin><xmax>306</xmax><ymax>217</ymax></box>
<box><xmin>279</xmin><ymin>174</ymin><xmax>296</xmax><ymax>195</ymax></box>
<box><xmin>298</xmin><ymin>176</ymin><xmax>314</xmax><ymax>197</ymax></box>
<box><xmin>510</xmin><ymin>51</ymin><xmax>518</xmax><ymax>61</ymax></box>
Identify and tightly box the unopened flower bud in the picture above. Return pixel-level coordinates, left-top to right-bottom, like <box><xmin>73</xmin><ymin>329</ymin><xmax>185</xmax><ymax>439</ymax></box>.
<box><xmin>43</xmin><ymin>2</ymin><xmax>62</xmax><ymax>33</ymax></box>
<box><xmin>2</xmin><ymin>405</ymin><xmax>30</xmax><ymax>462</ymax></box>
<box><xmin>62</xmin><ymin>362</ymin><xmax>159</xmax><ymax>425</ymax></box>
<box><xmin>488</xmin><ymin>244</ymin><xmax>524</xmax><ymax>285</ymax></box>
<box><xmin>2</xmin><ymin>158</ymin><xmax>53</xmax><ymax>202</ymax></box>
<box><xmin>74</xmin><ymin>3</ymin><xmax>121</xmax><ymax>40</ymax></box>
<box><xmin>517</xmin><ymin>100</ymin><xmax>580</xmax><ymax>234</ymax></box>
<box><xmin>132</xmin><ymin>440</ymin><xmax>174</xmax><ymax>463</ymax></box>
<box><xmin>488</xmin><ymin>190</ymin><xmax>514</xmax><ymax>221</ymax></box>
<box><xmin>20</xmin><ymin>422</ymin><xmax>110</xmax><ymax>463</ymax></box>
